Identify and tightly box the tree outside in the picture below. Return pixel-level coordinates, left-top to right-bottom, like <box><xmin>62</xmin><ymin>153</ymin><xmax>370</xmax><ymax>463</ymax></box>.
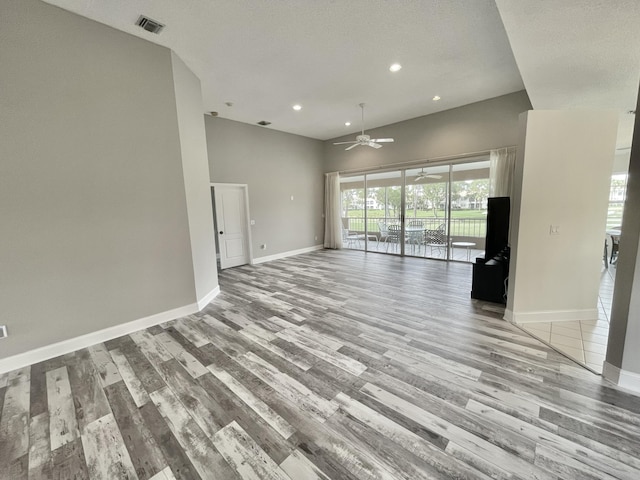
<box><xmin>341</xmin><ymin>178</ymin><xmax>490</xmax><ymax>237</ymax></box>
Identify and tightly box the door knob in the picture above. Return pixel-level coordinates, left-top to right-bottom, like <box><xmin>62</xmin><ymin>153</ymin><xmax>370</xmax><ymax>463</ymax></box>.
<box><xmin>219</xmin><ymin>231</ymin><xmax>224</xmax><ymax>234</ymax></box>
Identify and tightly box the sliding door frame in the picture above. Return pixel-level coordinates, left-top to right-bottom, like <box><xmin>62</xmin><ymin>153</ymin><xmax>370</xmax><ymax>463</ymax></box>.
<box><xmin>344</xmin><ymin>153</ymin><xmax>490</xmax><ymax>261</ymax></box>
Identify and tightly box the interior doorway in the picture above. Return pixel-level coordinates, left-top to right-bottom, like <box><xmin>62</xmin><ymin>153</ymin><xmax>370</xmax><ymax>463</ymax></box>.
<box><xmin>211</xmin><ymin>183</ymin><xmax>252</xmax><ymax>269</ymax></box>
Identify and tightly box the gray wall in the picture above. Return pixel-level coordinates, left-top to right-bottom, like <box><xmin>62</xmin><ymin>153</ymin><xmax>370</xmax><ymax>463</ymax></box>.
<box><xmin>205</xmin><ymin>117</ymin><xmax>325</xmax><ymax>258</ymax></box>
<box><xmin>324</xmin><ymin>91</ymin><xmax>532</xmax><ymax>172</ymax></box>
<box><xmin>0</xmin><ymin>0</ymin><xmax>201</xmax><ymax>359</ymax></box>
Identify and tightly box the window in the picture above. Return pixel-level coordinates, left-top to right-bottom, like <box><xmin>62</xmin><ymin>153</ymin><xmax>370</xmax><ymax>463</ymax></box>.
<box><xmin>607</xmin><ymin>173</ymin><xmax>627</xmax><ymax>229</ymax></box>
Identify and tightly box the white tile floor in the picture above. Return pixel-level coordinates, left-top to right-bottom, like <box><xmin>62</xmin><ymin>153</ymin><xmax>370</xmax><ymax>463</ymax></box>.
<box><xmin>520</xmin><ymin>263</ymin><xmax>615</xmax><ymax>374</ymax></box>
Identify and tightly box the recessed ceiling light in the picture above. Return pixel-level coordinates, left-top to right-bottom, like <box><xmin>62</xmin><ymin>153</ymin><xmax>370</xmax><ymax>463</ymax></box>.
<box><xmin>293</xmin><ymin>104</ymin><xmax>302</xmax><ymax>111</ymax></box>
<box><xmin>433</xmin><ymin>95</ymin><xmax>441</xmax><ymax>101</ymax></box>
<box><xmin>389</xmin><ymin>63</ymin><xmax>402</xmax><ymax>72</ymax></box>
<box><xmin>345</xmin><ymin>122</ymin><xmax>351</xmax><ymax>126</ymax></box>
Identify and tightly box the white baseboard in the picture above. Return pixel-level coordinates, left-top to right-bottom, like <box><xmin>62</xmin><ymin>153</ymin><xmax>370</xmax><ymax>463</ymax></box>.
<box><xmin>251</xmin><ymin>245</ymin><xmax>324</xmax><ymax>265</ymax></box>
<box><xmin>0</xmin><ymin>287</ymin><xmax>220</xmax><ymax>375</ymax></box>
<box><xmin>505</xmin><ymin>308</ymin><xmax>598</xmax><ymax>324</ymax></box>
<box><xmin>603</xmin><ymin>362</ymin><xmax>640</xmax><ymax>395</ymax></box>
<box><xmin>197</xmin><ymin>286</ymin><xmax>220</xmax><ymax>310</ymax></box>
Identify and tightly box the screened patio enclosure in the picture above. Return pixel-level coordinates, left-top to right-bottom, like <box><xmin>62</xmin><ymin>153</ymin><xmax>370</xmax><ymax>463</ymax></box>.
<box><xmin>340</xmin><ymin>159</ymin><xmax>490</xmax><ymax>262</ymax></box>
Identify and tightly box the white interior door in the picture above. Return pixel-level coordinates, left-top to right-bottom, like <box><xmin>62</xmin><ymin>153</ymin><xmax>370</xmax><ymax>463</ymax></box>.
<box><xmin>213</xmin><ymin>185</ymin><xmax>250</xmax><ymax>269</ymax></box>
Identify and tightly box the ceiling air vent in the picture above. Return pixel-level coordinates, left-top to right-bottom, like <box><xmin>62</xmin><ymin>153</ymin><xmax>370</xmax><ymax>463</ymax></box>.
<box><xmin>136</xmin><ymin>15</ymin><xmax>165</xmax><ymax>34</ymax></box>
<box><xmin>257</xmin><ymin>121</ymin><xmax>271</xmax><ymax>126</ymax></box>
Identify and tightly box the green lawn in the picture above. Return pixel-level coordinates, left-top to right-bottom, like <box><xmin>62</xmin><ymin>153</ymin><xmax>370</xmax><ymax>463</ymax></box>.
<box><xmin>344</xmin><ymin>209</ymin><xmax>487</xmax><ymax>237</ymax></box>
<box><xmin>345</xmin><ymin>208</ymin><xmax>487</xmax><ymax>219</ymax></box>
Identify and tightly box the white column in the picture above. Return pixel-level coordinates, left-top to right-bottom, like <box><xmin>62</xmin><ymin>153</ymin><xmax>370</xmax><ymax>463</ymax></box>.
<box><xmin>171</xmin><ymin>52</ymin><xmax>219</xmax><ymax>307</ymax></box>
<box><xmin>506</xmin><ymin>110</ymin><xmax>618</xmax><ymax>323</ymax></box>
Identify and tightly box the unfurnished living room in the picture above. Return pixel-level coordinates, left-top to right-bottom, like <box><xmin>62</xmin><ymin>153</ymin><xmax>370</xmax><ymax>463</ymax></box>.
<box><xmin>2</xmin><ymin>1</ymin><xmax>640</xmax><ymax>479</ymax></box>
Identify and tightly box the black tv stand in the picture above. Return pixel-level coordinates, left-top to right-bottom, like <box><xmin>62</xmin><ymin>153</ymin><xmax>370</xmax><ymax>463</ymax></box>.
<box><xmin>471</xmin><ymin>248</ymin><xmax>509</xmax><ymax>304</ymax></box>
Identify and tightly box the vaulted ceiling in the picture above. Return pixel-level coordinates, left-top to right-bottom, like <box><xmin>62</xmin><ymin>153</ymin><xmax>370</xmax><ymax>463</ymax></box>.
<box><xmin>41</xmin><ymin>0</ymin><xmax>640</xmax><ymax>147</ymax></box>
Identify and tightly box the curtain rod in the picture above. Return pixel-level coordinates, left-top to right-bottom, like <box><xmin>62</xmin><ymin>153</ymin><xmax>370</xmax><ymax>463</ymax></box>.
<box><xmin>334</xmin><ymin>145</ymin><xmax>516</xmax><ymax>176</ymax></box>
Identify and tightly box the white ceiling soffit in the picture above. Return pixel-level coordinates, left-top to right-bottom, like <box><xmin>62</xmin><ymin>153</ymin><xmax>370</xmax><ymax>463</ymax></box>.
<box><xmin>41</xmin><ymin>0</ymin><xmax>524</xmax><ymax>140</ymax></box>
<box><xmin>494</xmin><ymin>0</ymin><xmax>640</xmax><ymax>149</ymax></box>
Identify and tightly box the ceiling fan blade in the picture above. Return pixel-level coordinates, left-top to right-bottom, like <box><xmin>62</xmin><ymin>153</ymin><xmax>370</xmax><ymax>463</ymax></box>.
<box><xmin>371</xmin><ymin>138</ymin><xmax>394</xmax><ymax>143</ymax></box>
<box><xmin>333</xmin><ymin>141</ymin><xmax>358</xmax><ymax>145</ymax></box>
<box><xmin>369</xmin><ymin>142</ymin><xmax>382</xmax><ymax>149</ymax></box>
<box><xmin>345</xmin><ymin>143</ymin><xmax>360</xmax><ymax>151</ymax></box>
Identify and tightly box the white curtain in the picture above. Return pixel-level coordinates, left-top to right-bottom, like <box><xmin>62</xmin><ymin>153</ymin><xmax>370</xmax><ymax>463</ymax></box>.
<box><xmin>489</xmin><ymin>147</ymin><xmax>517</xmax><ymax>198</ymax></box>
<box><xmin>324</xmin><ymin>172</ymin><xmax>343</xmax><ymax>249</ymax></box>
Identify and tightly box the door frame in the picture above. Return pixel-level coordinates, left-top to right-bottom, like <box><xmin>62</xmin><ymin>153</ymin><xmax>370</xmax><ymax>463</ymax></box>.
<box><xmin>211</xmin><ymin>183</ymin><xmax>253</xmax><ymax>268</ymax></box>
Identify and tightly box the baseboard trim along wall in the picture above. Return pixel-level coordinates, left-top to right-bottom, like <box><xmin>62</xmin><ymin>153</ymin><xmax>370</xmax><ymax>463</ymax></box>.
<box><xmin>504</xmin><ymin>308</ymin><xmax>598</xmax><ymax>324</ymax></box>
<box><xmin>251</xmin><ymin>245</ymin><xmax>324</xmax><ymax>265</ymax></box>
<box><xmin>603</xmin><ymin>361</ymin><xmax>640</xmax><ymax>395</ymax></box>
<box><xmin>197</xmin><ymin>286</ymin><xmax>220</xmax><ymax>310</ymax></box>
<box><xmin>0</xmin><ymin>286</ymin><xmax>220</xmax><ymax>374</ymax></box>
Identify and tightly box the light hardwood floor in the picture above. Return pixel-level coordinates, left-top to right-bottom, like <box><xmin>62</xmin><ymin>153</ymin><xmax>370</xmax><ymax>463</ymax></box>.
<box><xmin>1</xmin><ymin>249</ymin><xmax>639</xmax><ymax>479</ymax></box>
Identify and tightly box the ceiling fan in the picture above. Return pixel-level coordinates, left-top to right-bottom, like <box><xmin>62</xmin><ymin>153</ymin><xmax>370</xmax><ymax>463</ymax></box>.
<box><xmin>414</xmin><ymin>168</ymin><xmax>442</xmax><ymax>181</ymax></box>
<box><xmin>333</xmin><ymin>103</ymin><xmax>394</xmax><ymax>150</ymax></box>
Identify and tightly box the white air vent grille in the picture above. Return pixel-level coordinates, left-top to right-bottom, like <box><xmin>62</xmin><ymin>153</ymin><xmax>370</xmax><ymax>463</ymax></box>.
<box><xmin>136</xmin><ymin>15</ymin><xmax>165</xmax><ymax>34</ymax></box>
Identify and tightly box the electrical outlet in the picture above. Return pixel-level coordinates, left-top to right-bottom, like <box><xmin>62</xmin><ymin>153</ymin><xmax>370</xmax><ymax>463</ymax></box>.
<box><xmin>314</xmin><ymin>235</ymin><xmax>318</xmax><ymax>241</ymax></box>
<box><xmin>261</xmin><ymin>244</ymin><xmax>267</xmax><ymax>250</ymax></box>
<box><xmin>0</xmin><ymin>325</ymin><xmax>7</xmax><ymax>339</ymax></box>
<box><xmin>549</xmin><ymin>225</ymin><xmax>560</xmax><ymax>235</ymax></box>
<box><xmin>250</xmin><ymin>219</ymin><xmax>255</xmax><ymax>225</ymax></box>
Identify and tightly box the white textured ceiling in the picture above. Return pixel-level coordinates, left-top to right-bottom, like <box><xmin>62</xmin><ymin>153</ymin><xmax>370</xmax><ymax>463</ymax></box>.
<box><xmin>495</xmin><ymin>0</ymin><xmax>640</xmax><ymax>149</ymax></box>
<box><xmin>40</xmin><ymin>0</ymin><xmax>639</xmax><ymax>145</ymax></box>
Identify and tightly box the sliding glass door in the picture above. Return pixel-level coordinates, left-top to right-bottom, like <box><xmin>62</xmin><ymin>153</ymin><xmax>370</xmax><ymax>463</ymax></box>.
<box><xmin>449</xmin><ymin>161</ymin><xmax>490</xmax><ymax>261</ymax></box>
<box><xmin>340</xmin><ymin>175</ymin><xmax>365</xmax><ymax>250</ymax></box>
<box><xmin>365</xmin><ymin>171</ymin><xmax>402</xmax><ymax>254</ymax></box>
<box><xmin>405</xmin><ymin>166</ymin><xmax>450</xmax><ymax>259</ymax></box>
<box><xmin>340</xmin><ymin>158</ymin><xmax>490</xmax><ymax>262</ymax></box>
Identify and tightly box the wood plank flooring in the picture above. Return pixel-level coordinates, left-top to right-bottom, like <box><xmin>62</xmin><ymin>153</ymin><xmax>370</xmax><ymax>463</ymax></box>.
<box><xmin>1</xmin><ymin>249</ymin><xmax>639</xmax><ymax>479</ymax></box>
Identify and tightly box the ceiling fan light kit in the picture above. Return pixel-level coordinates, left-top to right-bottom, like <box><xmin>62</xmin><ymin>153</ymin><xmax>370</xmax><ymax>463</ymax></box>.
<box><xmin>334</xmin><ymin>103</ymin><xmax>395</xmax><ymax>150</ymax></box>
<box><xmin>414</xmin><ymin>168</ymin><xmax>442</xmax><ymax>181</ymax></box>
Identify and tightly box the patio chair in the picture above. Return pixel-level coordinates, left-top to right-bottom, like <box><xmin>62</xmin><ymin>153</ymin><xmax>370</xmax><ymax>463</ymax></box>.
<box><xmin>342</xmin><ymin>228</ymin><xmax>361</xmax><ymax>249</ymax></box>
<box><xmin>608</xmin><ymin>225</ymin><xmax>621</xmax><ymax>265</ymax></box>
<box><xmin>610</xmin><ymin>234</ymin><xmax>620</xmax><ymax>264</ymax></box>
<box><xmin>378</xmin><ymin>221</ymin><xmax>390</xmax><ymax>245</ymax></box>
<box><xmin>386</xmin><ymin>224</ymin><xmax>402</xmax><ymax>252</ymax></box>
<box><xmin>424</xmin><ymin>223</ymin><xmax>447</xmax><ymax>257</ymax></box>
